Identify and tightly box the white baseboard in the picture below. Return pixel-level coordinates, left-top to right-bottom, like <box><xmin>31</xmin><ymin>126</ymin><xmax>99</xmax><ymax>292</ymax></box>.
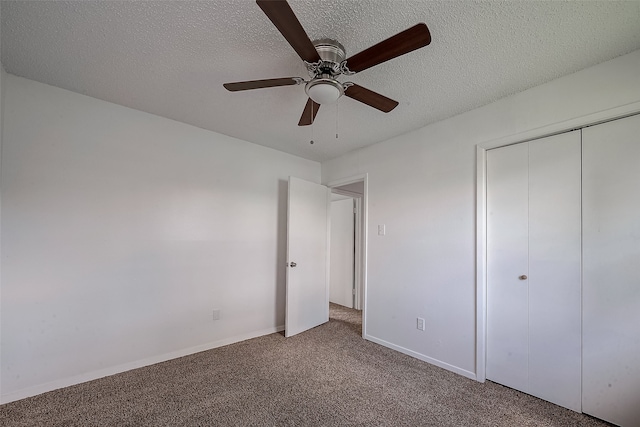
<box><xmin>364</xmin><ymin>334</ymin><xmax>477</xmax><ymax>381</ymax></box>
<box><xmin>1</xmin><ymin>325</ymin><xmax>285</xmax><ymax>404</ymax></box>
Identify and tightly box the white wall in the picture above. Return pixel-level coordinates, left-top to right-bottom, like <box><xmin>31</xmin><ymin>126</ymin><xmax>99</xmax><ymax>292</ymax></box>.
<box><xmin>0</xmin><ymin>75</ymin><xmax>320</xmax><ymax>402</ymax></box>
<box><xmin>322</xmin><ymin>50</ymin><xmax>640</xmax><ymax>379</ymax></box>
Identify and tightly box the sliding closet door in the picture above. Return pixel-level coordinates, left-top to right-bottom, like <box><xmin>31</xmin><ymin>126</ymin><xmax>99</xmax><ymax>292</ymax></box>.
<box><xmin>486</xmin><ymin>131</ymin><xmax>581</xmax><ymax>411</ymax></box>
<box><xmin>527</xmin><ymin>132</ymin><xmax>581</xmax><ymax>412</ymax></box>
<box><xmin>582</xmin><ymin>114</ymin><xmax>640</xmax><ymax>427</ymax></box>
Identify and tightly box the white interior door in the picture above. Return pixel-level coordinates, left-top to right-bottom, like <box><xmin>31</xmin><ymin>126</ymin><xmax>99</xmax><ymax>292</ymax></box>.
<box><xmin>527</xmin><ymin>131</ymin><xmax>581</xmax><ymax>412</ymax></box>
<box><xmin>486</xmin><ymin>131</ymin><xmax>581</xmax><ymax>412</ymax></box>
<box><xmin>582</xmin><ymin>114</ymin><xmax>640</xmax><ymax>426</ymax></box>
<box><xmin>286</xmin><ymin>176</ymin><xmax>330</xmax><ymax>338</ymax></box>
<box><xmin>486</xmin><ymin>142</ymin><xmax>529</xmax><ymax>392</ymax></box>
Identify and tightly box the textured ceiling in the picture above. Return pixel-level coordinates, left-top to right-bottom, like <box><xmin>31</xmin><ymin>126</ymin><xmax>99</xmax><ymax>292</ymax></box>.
<box><xmin>2</xmin><ymin>1</ymin><xmax>640</xmax><ymax>162</ymax></box>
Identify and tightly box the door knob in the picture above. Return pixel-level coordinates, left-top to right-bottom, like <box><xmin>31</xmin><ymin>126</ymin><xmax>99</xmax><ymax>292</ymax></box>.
<box><xmin>519</xmin><ymin>275</ymin><xmax>527</xmax><ymax>280</ymax></box>
<box><xmin>289</xmin><ymin>262</ymin><xmax>297</xmax><ymax>268</ymax></box>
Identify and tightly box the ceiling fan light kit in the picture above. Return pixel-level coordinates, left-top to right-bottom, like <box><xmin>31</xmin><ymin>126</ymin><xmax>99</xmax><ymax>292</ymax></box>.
<box><xmin>305</xmin><ymin>78</ymin><xmax>343</xmax><ymax>105</ymax></box>
<box><xmin>224</xmin><ymin>0</ymin><xmax>431</xmax><ymax>127</ymax></box>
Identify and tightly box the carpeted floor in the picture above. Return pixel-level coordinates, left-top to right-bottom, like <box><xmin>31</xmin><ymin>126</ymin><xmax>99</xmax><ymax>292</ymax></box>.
<box><xmin>0</xmin><ymin>303</ymin><xmax>611</xmax><ymax>426</ymax></box>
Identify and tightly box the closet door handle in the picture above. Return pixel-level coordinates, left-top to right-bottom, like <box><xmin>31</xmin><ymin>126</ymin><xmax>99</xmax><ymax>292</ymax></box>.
<box><xmin>519</xmin><ymin>275</ymin><xmax>527</xmax><ymax>280</ymax></box>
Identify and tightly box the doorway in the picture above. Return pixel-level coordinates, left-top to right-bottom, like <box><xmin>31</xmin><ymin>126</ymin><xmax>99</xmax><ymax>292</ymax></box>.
<box><xmin>329</xmin><ymin>194</ymin><xmax>356</xmax><ymax>308</ymax></box>
<box><xmin>328</xmin><ymin>175</ymin><xmax>367</xmax><ymax>336</ymax></box>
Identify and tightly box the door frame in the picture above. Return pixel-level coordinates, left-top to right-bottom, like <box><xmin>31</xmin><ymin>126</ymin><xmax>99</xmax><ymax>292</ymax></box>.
<box><xmin>327</xmin><ymin>173</ymin><xmax>368</xmax><ymax>337</ymax></box>
<box><xmin>475</xmin><ymin>102</ymin><xmax>640</xmax><ymax>383</ymax></box>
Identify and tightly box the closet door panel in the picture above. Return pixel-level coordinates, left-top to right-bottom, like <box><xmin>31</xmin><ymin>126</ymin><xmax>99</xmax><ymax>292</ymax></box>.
<box><xmin>583</xmin><ymin>114</ymin><xmax>640</xmax><ymax>427</ymax></box>
<box><xmin>486</xmin><ymin>142</ymin><xmax>529</xmax><ymax>392</ymax></box>
<box><xmin>528</xmin><ymin>131</ymin><xmax>582</xmax><ymax>412</ymax></box>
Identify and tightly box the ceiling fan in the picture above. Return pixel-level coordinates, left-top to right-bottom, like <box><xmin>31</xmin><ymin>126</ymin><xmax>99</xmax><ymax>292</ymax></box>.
<box><xmin>223</xmin><ymin>0</ymin><xmax>431</xmax><ymax>126</ymax></box>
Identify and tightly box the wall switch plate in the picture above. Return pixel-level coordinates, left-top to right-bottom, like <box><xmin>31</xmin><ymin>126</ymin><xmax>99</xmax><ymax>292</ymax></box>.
<box><xmin>213</xmin><ymin>309</ymin><xmax>221</xmax><ymax>320</ymax></box>
<box><xmin>378</xmin><ymin>224</ymin><xmax>386</xmax><ymax>236</ymax></box>
<box><xmin>417</xmin><ymin>317</ymin><xmax>425</xmax><ymax>331</ymax></box>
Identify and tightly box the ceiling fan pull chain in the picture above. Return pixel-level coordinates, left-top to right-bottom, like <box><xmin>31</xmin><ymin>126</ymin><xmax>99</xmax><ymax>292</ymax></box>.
<box><xmin>336</xmin><ymin>100</ymin><xmax>339</xmax><ymax>139</ymax></box>
<box><xmin>310</xmin><ymin>102</ymin><xmax>315</xmax><ymax>144</ymax></box>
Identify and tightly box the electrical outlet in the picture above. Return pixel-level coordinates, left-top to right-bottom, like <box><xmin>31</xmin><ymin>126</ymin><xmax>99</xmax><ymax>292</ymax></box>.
<box><xmin>213</xmin><ymin>309</ymin><xmax>221</xmax><ymax>321</ymax></box>
<box><xmin>378</xmin><ymin>224</ymin><xmax>386</xmax><ymax>236</ymax></box>
<box><xmin>417</xmin><ymin>317</ymin><xmax>425</xmax><ymax>331</ymax></box>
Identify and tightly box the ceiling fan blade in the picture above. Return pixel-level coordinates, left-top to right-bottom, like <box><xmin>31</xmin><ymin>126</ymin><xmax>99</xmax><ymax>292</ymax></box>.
<box><xmin>344</xmin><ymin>84</ymin><xmax>399</xmax><ymax>113</ymax></box>
<box><xmin>345</xmin><ymin>23</ymin><xmax>431</xmax><ymax>73</ymax></box>
<box><xmin>223</xmin><ymin>77</ymin><xmax>301</xmax><ymax>92</ymax></box>
<box><xmin>256</xmin><ymin>0</ymin><xmax>321</xmax><ymax>63</ymax></box>
<box><xmin>298</xmin><ymin>98</ymin><xmax>320</xmax><ymax>126</ymax></box>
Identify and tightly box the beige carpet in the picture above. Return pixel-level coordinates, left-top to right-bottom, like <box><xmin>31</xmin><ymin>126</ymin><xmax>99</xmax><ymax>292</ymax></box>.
<box><xmin>0</xmin><ymin>303</ymin><xmax>611</xmax><ymax>426</ymax></box>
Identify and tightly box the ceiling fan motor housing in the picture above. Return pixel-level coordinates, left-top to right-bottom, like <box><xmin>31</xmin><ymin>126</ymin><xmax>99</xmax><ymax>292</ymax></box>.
<box><xmin>308</xmin><ymin>38</ymin><xmax>346</xmax><ymax>77</ymax></box>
